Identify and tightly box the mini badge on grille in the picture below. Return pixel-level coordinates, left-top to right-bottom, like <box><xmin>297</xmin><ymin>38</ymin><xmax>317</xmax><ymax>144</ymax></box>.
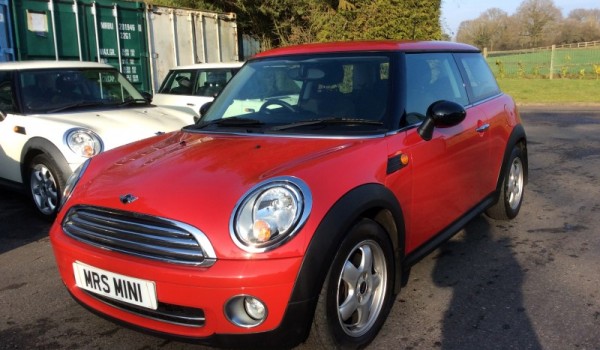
<box><xmin>120</xmin><ymin>194</ymin><xmax>138</xmax><ymax>204</ymax></box>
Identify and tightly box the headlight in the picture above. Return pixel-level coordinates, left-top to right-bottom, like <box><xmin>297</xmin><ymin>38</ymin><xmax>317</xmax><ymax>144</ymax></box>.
<box><xmin>230</xmin><ymin>177</ymin><xmax>312</xmax><ymax>253</ymax></box>
<box><xmin>59</xmin><ymin>158</ymin><xmax>90</xmax><ymax>210</ymax></box>
<box><xmin>65</xmin><ymin>128</ymin><xmax>103</xmax><ymax>158</ymax></box>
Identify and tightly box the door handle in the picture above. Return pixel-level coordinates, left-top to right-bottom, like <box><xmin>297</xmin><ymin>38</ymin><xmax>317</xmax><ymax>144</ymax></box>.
<box><xmin>476</xmin><ymin>123</ymin><xmax>490</xmax><ymax>133</ymax></box>
<box><xmin>186</xmin><ymin>103</ymin><xmax>195</xmax><ymax>107</ymax></box>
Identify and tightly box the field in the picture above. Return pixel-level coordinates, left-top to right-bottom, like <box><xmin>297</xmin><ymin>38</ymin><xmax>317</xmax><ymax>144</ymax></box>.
<box><xmin>486</xmin><ymin>46</ymin><xmax>600</xmax><ymax>79</ymax></box>
<box><xmin>497</xmin><ymin>79</ymin><xmax>600</xmax><ymax>105</ymax></box>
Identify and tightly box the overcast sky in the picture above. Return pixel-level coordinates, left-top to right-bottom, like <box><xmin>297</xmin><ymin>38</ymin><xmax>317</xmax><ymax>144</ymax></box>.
<box><xmin>441</xmin><ymin>0</ymin><xmax>599</xmax><ymax>38</ymax></box>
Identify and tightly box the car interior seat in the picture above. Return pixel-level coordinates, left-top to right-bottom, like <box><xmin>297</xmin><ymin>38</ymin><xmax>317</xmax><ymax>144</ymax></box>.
<box><xmin>171</xmin><ymin>77</ymin><xmax>192</xmax><ymax>95</ymax></box>
<box><xmin>198</xmin><ymin>73</ymin><xmax>228</xmax><ymax>97</ymax></box>
<box><xmin>352</xmin><ymin>63</ymin><xmax>388</xmax><ymax>120</ymax></box>
<box><xmin>56</xmin><ymin>74</ymin><xmax>83</xmax><ymax>102</ymax></box>
<box><xmin>302</xmin><ymin>64</ymin><xmax>355</xmax><ymax>117</ymax></box>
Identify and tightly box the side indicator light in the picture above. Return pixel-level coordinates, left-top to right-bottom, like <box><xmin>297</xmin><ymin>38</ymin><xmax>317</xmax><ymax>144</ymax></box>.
<box><xmin>387</xmin><ymin>152</ymin><xmax>409</xmax><ymax>174</ymax></box>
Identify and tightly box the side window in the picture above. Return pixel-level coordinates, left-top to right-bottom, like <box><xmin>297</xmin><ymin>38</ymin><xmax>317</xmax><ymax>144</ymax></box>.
<box><xmin>0</xmin><ymin>72</ymin><xmax>15</xmax><ymax>114</ymax></box>
<box><xmin>405</xmin><ymin>53</ymin><xmax>468</xmax><ymax>123</ymax></box>
<box><xmin>196</xmin><ymin>70</ymin><xmax>235</xmax><ymax>97</ymax></box>
<box><xmin>160</xmin><ymin>71</ymin><xmax>193</xmax><ymax>95</ymax></box>
<box><xmin>456</xmin><ymin>53</ymin><xmax>500</xmax><ymax>102</ymax></box>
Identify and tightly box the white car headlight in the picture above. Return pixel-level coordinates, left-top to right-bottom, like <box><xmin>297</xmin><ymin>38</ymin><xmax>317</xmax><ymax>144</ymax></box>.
<box><xmin>230</xmin><ymin>177</ymin><xmax>312</xmax><ymax>253</ymax></box>
<box><xmin>65</xmin><ymin>128</ymin><xmax>103</xmax><ymax>158</ymax></box>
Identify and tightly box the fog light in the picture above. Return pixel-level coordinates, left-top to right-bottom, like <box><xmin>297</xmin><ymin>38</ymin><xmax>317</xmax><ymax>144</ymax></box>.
<box><xmin>244</xmin><ymin>296</ymin><xmax>266</xmax><ymax>320</ymax></box>
<box><xmin>224</xmin><ymin>295</ymin><xmax>268</xmax><ymax>328</ymax></box>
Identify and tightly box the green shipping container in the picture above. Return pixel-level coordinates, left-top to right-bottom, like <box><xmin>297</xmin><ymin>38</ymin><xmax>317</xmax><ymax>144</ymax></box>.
<box><xmin>11</xmin><ymin>0</ymin><xmax>152</xmax><ymax>93</ymax></box>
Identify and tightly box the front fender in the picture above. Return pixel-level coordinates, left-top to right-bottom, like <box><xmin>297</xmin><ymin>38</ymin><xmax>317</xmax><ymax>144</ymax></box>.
<box><xmin>497</xmin><ymin>124</ymin><xmax>528</xmax><ymax>192</ymax></box>
<box><xmin>275</xmin><ymin>183</ymin><xmax>405</xmax><ymax>344</ymax></box>
<box><xmin>21</xmin><ymin>137</ymin><xmax>72</xmax><ymax>184</ymax></box>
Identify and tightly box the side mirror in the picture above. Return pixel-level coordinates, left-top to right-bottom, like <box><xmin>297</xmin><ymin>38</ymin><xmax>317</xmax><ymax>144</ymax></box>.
<box><xmin>195</xmin><ymin>102</ymin><xmax>213</xmax><ymax>123</ymax></box>
<box><xmin>417</xmin><ymin>100</ymin><xmax>466</xmax><ymax>141</ymax></box>
<box><xmin>199</xmin><ymin>102</ymin><xmax>213</xmax><ymax>117</ymax></box>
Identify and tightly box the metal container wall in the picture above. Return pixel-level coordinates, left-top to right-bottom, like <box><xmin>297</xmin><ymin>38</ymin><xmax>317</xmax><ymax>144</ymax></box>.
<box><xmin>79</xmin><ymin>0</ymin><xmax>151</xmax><ymax>92</ymax></box>
<box><xmin>145</xmin><ymin>5</ymin><xmax>239</xmax><ymax>91</ymax></box>
<box><xmin>0</xmin><ymin>0</ymin><xmax>14</xmax><ymax>62</ymax></box>
<box><xmin>7</xmin><ymin>1</ymin><xmax>240</xmax><ymax>93</ymax></box>
<box><xmin>11</xmin><ymin>0</ymin><xmax>151</xmax><ymax>93</ymax></box>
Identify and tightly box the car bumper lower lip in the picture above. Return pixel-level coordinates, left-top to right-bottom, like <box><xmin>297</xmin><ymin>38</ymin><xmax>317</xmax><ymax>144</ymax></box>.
<box><xmin>50</xmin><ymin>227</ymin><xmax>303</xmax><ymax>339</ymax></box>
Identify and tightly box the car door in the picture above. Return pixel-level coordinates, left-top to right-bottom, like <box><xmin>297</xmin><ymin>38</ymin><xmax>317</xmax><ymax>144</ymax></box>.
<box><xmin>389</xmin><ymin>53</ymin><xmax>489</xmax><ymax>250</ymax></box>
<box><xmin>454</xmin><ymin>53</ymin><xmax>506</xmax><ymax>195</ymax></box>
<box><xmin>0</xmin><ymin>70</ymin><xmax>24</xmax><ymax>183</ymax></box>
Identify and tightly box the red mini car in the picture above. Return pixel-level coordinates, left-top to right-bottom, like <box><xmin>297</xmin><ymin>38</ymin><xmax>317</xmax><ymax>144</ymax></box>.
<box><xmin>50</xmin><ymin>41</ymin><xmax>527</xmax><ymax>349</ymax></box>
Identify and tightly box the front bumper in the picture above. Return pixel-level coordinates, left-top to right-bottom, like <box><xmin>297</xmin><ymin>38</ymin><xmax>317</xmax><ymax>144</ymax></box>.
<box><xmin>50</xmin><ymin>226</ymin><xmax>305</xmax><ymax>341</ymax></box>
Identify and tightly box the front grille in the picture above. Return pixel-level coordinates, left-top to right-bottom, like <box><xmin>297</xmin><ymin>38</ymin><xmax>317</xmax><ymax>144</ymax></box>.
<box><xmin>84</xmin><ymin>290</ymin><xmax>206</xmax><ymax>327</ymax></box>
<box><xmin>63</xmin><ymin>206</ymin><xmax>216</xmax><ymax>266</ymax></box>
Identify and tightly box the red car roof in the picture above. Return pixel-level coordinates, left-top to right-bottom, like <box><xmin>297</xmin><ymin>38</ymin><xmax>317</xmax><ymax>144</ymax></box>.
<box><xmin>254</xmin><ymin>40</ymin><xmax>479</xmax><ymax>58</ymax></box>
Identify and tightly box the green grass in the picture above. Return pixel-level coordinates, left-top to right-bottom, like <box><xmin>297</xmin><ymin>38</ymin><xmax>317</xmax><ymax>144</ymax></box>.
<box><xmin>487</xmin><ymin>47</ymin><xmax>600</xmax><ymax>78</ymax></box>
<box><xmin>497</xmin><ymin>78</ymin><xmax>600</xmax><ymax>105</ymax></box>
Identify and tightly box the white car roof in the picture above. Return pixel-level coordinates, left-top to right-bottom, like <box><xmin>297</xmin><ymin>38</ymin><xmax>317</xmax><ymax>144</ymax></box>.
<box><xmin>0</xmin><ymin>60</ymin><xmax>115</xmax><ymax>71</ymax></box>
<box><xmin>170</xmin><ymin>62</ymin><xmax>243</xmax><ymax>70</ymax></box>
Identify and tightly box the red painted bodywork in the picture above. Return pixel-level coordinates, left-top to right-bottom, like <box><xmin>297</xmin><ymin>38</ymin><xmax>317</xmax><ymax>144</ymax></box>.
<box><xmin>50</xmin><ymin>40</ymin><xmax>523</xmax><ymax>343</ymax></box>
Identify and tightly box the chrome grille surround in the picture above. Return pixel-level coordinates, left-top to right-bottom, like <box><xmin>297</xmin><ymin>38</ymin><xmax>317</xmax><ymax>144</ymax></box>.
<box><xmin>62</xmin><ymin>206</ymin><xmax>216</xmax><ymax>266</ymax></box>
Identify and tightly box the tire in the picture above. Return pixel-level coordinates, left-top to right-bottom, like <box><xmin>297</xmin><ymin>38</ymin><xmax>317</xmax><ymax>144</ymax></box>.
<box><xmin>486</xmin><ymin>145</ymin><xmax>525</xmax><ymax>220</ymax></box>
<box><xmin>28</xmin><ymin>154</ymin><xmax>67</xmax><ymax>220</ymax></box>
<box><xmin>307</xmin><ymin>218</ymin><xmax>396</xmax><ymax>349</ymax></box>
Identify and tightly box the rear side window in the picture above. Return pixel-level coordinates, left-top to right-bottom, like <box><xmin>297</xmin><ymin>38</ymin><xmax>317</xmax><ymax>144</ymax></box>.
<box><xmin>159</xmin><ymin>68</ymin><xmax>238</xmax><ymax>97</ymax></box>
<box><xmin>160</xmin><ymin>70</ymin><xmax>194</xmax><ymax>95</ymax></box>
<box><xmin>405</xmin><ymin>53</ymin><xmax>468</xmax><ymax>121</ymax></box>
<box><xmin>455</xmin><ymin>53</ymin><xmax>500</xmax><ymax>102</ymax></box>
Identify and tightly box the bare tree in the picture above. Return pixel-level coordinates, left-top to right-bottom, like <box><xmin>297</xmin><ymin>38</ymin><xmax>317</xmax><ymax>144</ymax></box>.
<box><xmin>514</xmin><ymin>0</ymin><xmax>562</xmax><ymax>47</ymax></box>
<box><xmin>557</xmin><ymin>9</ymin><xmax>600</xmax><ymax>43</ymax></box>
<box><xmin>456</xmin><ymin>8</ymin><xmax>509</xmax><ymax>50</ymax></box>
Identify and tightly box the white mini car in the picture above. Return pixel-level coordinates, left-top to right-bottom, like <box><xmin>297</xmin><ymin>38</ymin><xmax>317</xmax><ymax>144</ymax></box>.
<box><xmin>152</xmin><ymin>62</ymin><xmax>242</xmax><ymax>117</ymax></box>
<box><xmin>0</xmin><ymin>61</ymin><xmax>195</xmax><ymax>219</ymax></box>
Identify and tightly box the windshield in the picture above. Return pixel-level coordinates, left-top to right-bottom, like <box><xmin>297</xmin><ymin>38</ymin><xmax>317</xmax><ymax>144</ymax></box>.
<box><xmin>19</xmin><ymin>68</ymin><xmax>146</xmax><ymax>114</ymax></box>
<box><xmin>195</xmin><ymin>54</ymin><xmax>392</xmax><ymax>135</ymax></box>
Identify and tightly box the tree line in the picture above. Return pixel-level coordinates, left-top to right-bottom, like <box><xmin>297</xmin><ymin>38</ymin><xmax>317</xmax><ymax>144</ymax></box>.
<box><xmin>456</xmin><ymin>0</ymin><xmax>600</xmax><ymax>51</ymax></box>
<box><xmin>149</xmin><ymin>0</ymin><xmax>442</xmax><ymax>49</ymax></box>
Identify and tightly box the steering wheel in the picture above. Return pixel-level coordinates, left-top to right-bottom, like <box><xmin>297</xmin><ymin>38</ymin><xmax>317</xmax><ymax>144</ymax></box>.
<box><xmin>259</xmin><ymin>99</ymin><xmax>296</xmax><ymax>114</ymax></box>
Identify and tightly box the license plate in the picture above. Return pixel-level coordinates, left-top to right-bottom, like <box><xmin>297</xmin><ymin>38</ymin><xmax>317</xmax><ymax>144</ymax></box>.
<box><xmin>73</xmin><ymin>261</ymin><xmax>158</xmax><ymax>310</ymax></box>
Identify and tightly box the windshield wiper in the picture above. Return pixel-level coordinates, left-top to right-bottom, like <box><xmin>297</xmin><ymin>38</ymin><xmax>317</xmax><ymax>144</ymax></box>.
<box><xmin>46</xmin><ymin>101</ymin><xmax>108</xmax><ymax>113</ymax></box>
<box><xmin>193</xmin><ymin>117</ymin><xmax>264</xmax><ymax>129</ymax></box>
<box><xmin>118</xmin><ymin>98</ymin><xmax>149</xmax><ymax>107</ymax></box>
<box><xmin>271</xmin><ymin>117</ymin><xmax>383</xmax><ymax>131</ymax></box>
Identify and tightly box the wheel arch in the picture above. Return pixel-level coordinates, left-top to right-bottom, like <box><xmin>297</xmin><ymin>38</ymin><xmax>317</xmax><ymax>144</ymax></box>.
<box><xmin>496</xmin><ymin>124</ymin><xmax>528</xmax><ymax>194</ymax></box>
<box><xmin>20</xmin><ymin>137</ymin><xmax>72</xmax><ymax>185</ymax></box>
<box><xmin>277</xmin><ymin>183</ymin><xmax>406</xmax><ymax>345</ymax></box>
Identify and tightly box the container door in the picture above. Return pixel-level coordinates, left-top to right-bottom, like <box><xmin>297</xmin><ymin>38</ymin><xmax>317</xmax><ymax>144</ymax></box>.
<box><xmin>146</xmin><ymin>6</ymin><xmax>239</xmax><ymax>92</ymax></box>
<box><xmin>145</xmin><ymin>6</ymin><xmax>177</xmax><ymax>93</ymax></box>
<box><xmin>193</xmin><ymin>11</ymin><xmax>238</xmax><ymax>64</ymax></box>
<box><xmin>146</xmin><ymin>6</ymin><xmax>202</xmax><ymax>92</ymax></box>
<box><xmin>216</xmin><ymin>13</ymin><xmax>238</xmax><ymax>63</ymax></box>
<box><xmin>79</xmin><ymin>0</ymin><xmax>151</xmax><ymax>93</ymax></box>
<box><xmin>11</xmin><ymin>0</ymin><xmax>82</xmax><ymax>61</ymax></box>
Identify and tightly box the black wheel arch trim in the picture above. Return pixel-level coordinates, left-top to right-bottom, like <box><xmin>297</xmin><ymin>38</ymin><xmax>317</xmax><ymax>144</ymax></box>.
<box><xmin>291</xmin><ymin>183</ymin><xmax>405</xmax><ymax>303</ymax></box>
<box><xmin>20</xmin><ymin>137</ymin><xmax>73</xmax><ymax>185</ymax></box>
<box><xmin>498</xmin><ymin>124</ymin><xmax>528</xmax><ymax>192</ymax></box>
<box><xmin>273</xmin><ymin>184</ymin><xmax>406</xmax><ymax>345</ymax></box>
